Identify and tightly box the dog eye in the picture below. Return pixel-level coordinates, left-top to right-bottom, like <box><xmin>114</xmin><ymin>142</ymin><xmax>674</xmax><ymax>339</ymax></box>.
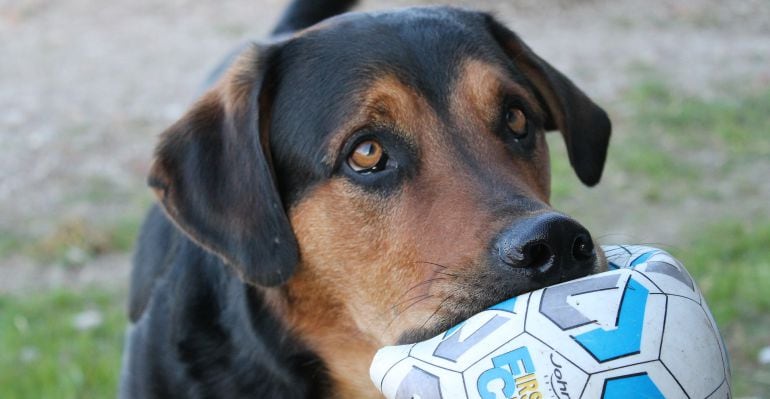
<box><xmin>506</xmin><ymin>107</ymin><xmax>528</xmax><ymax>138</ymax></box>
<box><xmin>348</xmin><ymin>139</ymin><xmax>388</xmax><ymax>172</ymax></box>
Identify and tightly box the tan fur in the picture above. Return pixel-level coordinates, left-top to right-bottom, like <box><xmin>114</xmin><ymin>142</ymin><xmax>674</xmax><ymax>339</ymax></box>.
<box><xmin>450</xmin><ymin>59</ymin><xmax>552</xmax><ymax>200</ymax></box>
<box><xmin>271</xmin><ymin>62</ymin><xmax>561</xmax><ymax>397</ymax></box>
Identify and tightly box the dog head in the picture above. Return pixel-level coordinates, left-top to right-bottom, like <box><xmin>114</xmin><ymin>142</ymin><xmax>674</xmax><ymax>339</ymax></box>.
<box><xmin>148</xmin><ymin>7</ymin><xmax>610</xmax><ymax>396</ymax></box>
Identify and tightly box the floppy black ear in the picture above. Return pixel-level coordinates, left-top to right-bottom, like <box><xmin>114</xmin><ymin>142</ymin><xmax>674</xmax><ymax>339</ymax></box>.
<box><xmin>148</xmin><ymin>44</ymin><xmax>298</xmax><ymax>286</ymax></box>
<box><xmin>487</xmin><ymin>17</ymin><xmax>612</xmax><ymax>186</ymax></box>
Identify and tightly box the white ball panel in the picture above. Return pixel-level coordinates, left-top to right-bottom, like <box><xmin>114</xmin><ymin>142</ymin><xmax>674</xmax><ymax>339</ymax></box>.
<box><xmin>370</xmin><ymin>342</ymin><xmax>413</xmax><ymax>389</ymax></box>
<box><xmin>660</xmin><ymin>296</ymin><xmax>725</xmax><ymax>398</ymax></box>
<box><xmin>706</xmin><ymin>378</ymin><xmax>731</xmax><ymax>399</ymax></box>
<box><xmin>700</xmin><ymin>295</ymin><xmax>732</xmax><ymax>378</ymax></box>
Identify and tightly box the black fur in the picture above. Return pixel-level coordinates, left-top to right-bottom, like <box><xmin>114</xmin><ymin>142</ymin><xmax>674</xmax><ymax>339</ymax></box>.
<box><xmin>121</xmin><ymin>208</ymin><xmax>328</xmax><ymax>398</ymax></box>
<box><xmin>120</xmin><ymin>2</ymin><xmax>612</xmax><ymax>398</ymax></box>
<box><xmin>148</xmin><ymin>77</ymin><xmax>301</xmax><ymax>287</ymax></box>
<box><xmin>273</xmin><ymin>0</ymin><xmax>359</xmax><ymax>35</ymax></box>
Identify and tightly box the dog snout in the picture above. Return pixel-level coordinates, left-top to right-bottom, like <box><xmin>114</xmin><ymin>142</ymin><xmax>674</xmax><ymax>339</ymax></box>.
<box><xmin>495</xmin><ymin>212</ymin><xmax>596</xmax><ymax>282</ymax></box>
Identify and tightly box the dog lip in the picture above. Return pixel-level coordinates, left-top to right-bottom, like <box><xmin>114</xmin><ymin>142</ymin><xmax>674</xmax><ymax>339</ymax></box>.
<box><xmin>395</xmin><ymin>315</ymin><xmax>466</xmax><ymax>345</ymax></box>
<box><xmin>393</xmin><ymin>284</ymin><xmax>534</xmax><ymax>346</ymax></box>
<box><xmin>593</xmin><ymin>244</ymin><xmax>608</xmax><ymax>272</ymax></box>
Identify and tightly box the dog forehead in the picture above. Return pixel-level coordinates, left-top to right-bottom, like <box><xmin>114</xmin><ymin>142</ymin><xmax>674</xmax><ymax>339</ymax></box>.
<box><xmin>267</xmin><ymin>7</ymin><xmax>530</xmax><ymax>205</ymax></box>
<box><xmin>269</xmin><ymin>7</ymin><xmax>513</xmax><ymax>147</ymax></box>
<box><xmin>273</xmin><ymin>6</ymin><xmax>504</xmax><ymax>104</ymax></box>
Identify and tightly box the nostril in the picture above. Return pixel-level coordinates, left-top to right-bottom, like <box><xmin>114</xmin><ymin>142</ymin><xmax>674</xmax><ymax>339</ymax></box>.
<box><xmin>572</xmin><ymin>233</ymin><xmax>594</xmax><ymax>262</ymax></box>
<box><xmin>496</xmin><ymin>213</ymin><xmax>595</xmax><ymax>276</ymax></box>
<box><xmin>522</xmin><ymin>241</ymin><xmax>555</xmax><ymax>272</ymax></box>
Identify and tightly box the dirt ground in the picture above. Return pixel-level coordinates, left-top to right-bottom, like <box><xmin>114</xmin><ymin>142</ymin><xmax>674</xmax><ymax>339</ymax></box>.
<box><xmin>1</xmin><ymin>0</ymin><xmax>769</xmax><ymax>293</ymax></box>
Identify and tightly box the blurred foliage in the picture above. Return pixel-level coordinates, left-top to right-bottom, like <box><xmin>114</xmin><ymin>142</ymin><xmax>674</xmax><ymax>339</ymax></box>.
<box><xmin>0</xmin><ymin>216</ymin><xmax>141</xmax><ymax>267</ymax></box>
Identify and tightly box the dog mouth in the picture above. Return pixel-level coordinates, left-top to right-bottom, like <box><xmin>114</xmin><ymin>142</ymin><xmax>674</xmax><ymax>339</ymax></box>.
<box><xmin>394</xmin><ymin>284</ymin><xmax>527</xmax><ymax>346</ymax></box>
<box><xmin>394</xmin><ymin>248</ymin><xmax>606</xmax><ymax>345</ymax></box>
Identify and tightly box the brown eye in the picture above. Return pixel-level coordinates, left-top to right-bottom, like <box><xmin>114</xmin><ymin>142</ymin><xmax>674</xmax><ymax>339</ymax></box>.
<box><xmin>348</xmin><ymin>139</ymin><xmax>386</xmax><ymax>172</ymax></box>
<box><xmin>506</xmin><ymin>107</ymin><xmax>527</xmax><ymax>138</ymax></box>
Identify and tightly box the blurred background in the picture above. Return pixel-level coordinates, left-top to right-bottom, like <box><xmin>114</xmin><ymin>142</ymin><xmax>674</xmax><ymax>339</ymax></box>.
<box><xmin>1</xmin><ymin>0</ymin><xmax>768</xmax><ymax>397</ymax></box>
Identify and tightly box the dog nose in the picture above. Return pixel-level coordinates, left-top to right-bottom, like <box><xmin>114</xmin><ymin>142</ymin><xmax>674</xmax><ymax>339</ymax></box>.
<box><xmin>495</xmin><ymin>213</ymin><xmax>596</xmax><ymax>280</ymax></box>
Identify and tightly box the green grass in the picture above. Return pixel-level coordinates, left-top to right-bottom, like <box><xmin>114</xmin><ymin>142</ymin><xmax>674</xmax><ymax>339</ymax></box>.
<box><xmin>0</xmin><ymin>231</ymin><xmax>26</xmax><ymax>258</ymax></box>
<box><xmin>0</xmin><ymin>289</ymin><xmax>126</xmax><ymax>399</ymax></box>
<box><xmin>676</xmin><ymin>221</ymin><xmax>770</xmax><ymax>325</ymax></box>
<box><xmin>0</xmin><ymin>216</ymin><xmax>142</xmax><ymax>267</ymax></box>
<box><xmin>628</xmin><ymin>78</ymin><xmax>770</xmax><ymax>159</ymax></box>
<box><xmin>552</xmin><ymin>76</ymin><xmax>770</xmax><ymax>204</ymax></box>
<box><xmin>673</xmin><ymin>220</ymin><xmax>770</xmax><ymax>396</ymax></box>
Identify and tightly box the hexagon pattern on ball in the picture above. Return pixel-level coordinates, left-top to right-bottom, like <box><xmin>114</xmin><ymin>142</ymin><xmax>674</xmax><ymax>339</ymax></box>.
<box><xmin>370</xmin><ymin>245</ymin><xmax>731</xmax><ymax>399</ymax></box>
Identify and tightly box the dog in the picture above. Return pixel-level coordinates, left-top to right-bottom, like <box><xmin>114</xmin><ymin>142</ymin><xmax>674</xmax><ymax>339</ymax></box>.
<box><xmin>119</xmin><ymin>0</ymin><xmax>611</xmax><ymax>397</ymax></box>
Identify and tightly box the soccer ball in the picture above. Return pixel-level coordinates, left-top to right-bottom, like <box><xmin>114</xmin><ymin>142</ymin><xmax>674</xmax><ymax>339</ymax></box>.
<box><xmin>370</xmin><ymin>245</ymin><xmax>731</xmax><ymax>399</ymax></box>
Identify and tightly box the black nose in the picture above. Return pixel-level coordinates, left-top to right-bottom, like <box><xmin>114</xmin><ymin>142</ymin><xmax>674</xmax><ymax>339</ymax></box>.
<box><xmin>495</xmin><ymin>213</ymin><xmax>596</xmax><ymax>281</ymax></box>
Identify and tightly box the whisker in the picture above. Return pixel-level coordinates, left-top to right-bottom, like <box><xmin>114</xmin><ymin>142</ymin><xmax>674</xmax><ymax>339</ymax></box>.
<box><xmin>595</xmin><ymin>234</ymin><xmax>681</xmax><ymax>254</ymax></box>
<box><xmin>418</xmin><ymin>293</ymin><xmax>456</xmax><ymax>332</ymax></box>
<box><xmin>414</xmin><ymin>260</ymin><xmax>461</xmax><ymax>277</ymax></box>
<box><xmin>432</xmin><ymin>270</ymin><xmax>460</xmax><ymax>278</ymax></box>
<box><xmin>386</xmin><ymin>294</ymin><xmax>435</xmax><ymax>330</ymax></box>
<box><xmin>415</xmin><ymin>261</ymin><xmax>449</xmax><ymax>269</ymax></box>
<box><xmin>636</xmin><ymin>242</ymin><xmax>680</xmax><ymax>251</ymax></box>
<box><xmin>394</xmin><ymin>277</ymin><xmax>446</xmax><ymax>303</ymax></box>
<box><xmin>390</xmin><ymin>293</ymin><xmax>432</xmax><ymax>312</ymax></box>
<box><xmin>381</xmin><ymin>260</ymin><xmax>465</xmax><ymax>337</ymax></box>
<box><xmin>595</xmin><ymin>232</ymin><xmax>636</xmax><ymax>241</ymax></box>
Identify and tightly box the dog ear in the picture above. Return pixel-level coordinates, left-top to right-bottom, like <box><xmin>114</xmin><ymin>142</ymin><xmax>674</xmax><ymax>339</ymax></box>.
<box><xmin>487</xmin><ymin>17</ymin><xmax>612</xmax><ymax>186</ymax></box>
<box><xmin>147</xmin><ymin>44</ymin><xmax>298</xmax><ymax>286</ymax></box>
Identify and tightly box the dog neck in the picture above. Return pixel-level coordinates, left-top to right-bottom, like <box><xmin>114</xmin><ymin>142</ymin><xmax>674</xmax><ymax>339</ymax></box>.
<box><xmin>263</xmin><ymin>285</ymin><xmax>384</xmax><ymax>398</ymax></box>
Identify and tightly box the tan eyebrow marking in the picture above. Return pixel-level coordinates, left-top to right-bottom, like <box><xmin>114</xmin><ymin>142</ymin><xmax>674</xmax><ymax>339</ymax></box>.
<box><xmin>323</xmin><ymin>74</ymin><xmax>438</xmax><ymax>167</ymax></box>
<box><xmin>450</xmin><ymin>58</ymin><xmax>543</xmax><ymax>130</ymax></box>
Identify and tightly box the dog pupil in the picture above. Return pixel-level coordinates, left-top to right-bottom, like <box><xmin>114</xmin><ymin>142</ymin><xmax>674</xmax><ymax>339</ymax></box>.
<box><xmin>507</xmin><ymin>108</ymin><xmax>526</xmax><ymax>135</ymax></box>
